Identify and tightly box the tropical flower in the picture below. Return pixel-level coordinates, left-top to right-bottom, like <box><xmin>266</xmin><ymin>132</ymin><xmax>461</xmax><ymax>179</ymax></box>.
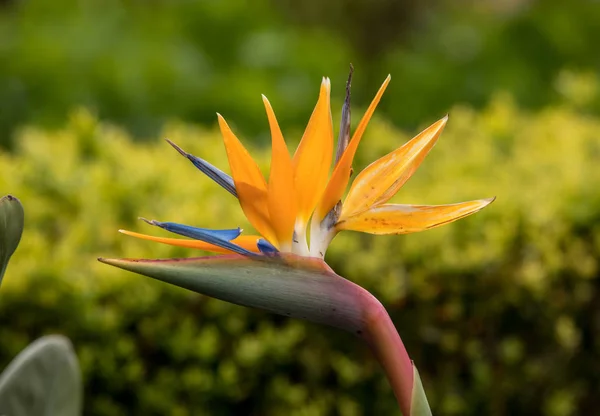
<box><xmin>118</xmin><ymin>75</ymin><xmax>493</xmax><ymax>260</ymax></box>
<box><xmin>101</xmin><ymin>71</ymin><xmax>494</xmax><ymax>415</ymax></box>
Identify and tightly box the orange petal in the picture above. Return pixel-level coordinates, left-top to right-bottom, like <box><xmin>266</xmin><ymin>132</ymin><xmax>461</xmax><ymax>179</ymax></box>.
<box><xmin>263</xmin><ymin>95</ymin><xmax>297</xmax><ymax>248</ymax></box>
<box><xmin>341</xmin><ymin>116</ymin><xmax>448</xmax><ymax>219</ymax></box>
<box><xmin>336</xmin><ymin>198</ymin><xmax>495</xmax><ymax>234</ymax></box>
<box><xmin>316</xmin><ymin>75</ymin><xmax>391</xmax><ymax>220</ymax></box>
<box><xmin>217</xmin><ymin>114</ymin><xmax>277</xmax><ymax>245</ymax></box>
<box><xmin>119</xmin><ymin>229</ymin><xmax>262</xmax><ymax>254</ymax></box>
<box><xmin>292</xmin><ymin>78</ymin><xmax>334</xmax><ymax>224</ymax></box>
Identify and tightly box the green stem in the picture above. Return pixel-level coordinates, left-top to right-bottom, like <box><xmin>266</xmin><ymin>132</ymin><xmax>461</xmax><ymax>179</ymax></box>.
<box><xmin>357</xmin><ymin>288</ymin><xmax>414</xmax><ymax>415</ymax></box>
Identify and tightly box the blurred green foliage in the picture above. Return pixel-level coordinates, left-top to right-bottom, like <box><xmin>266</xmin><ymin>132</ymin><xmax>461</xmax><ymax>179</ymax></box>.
<box><xmin>1</xmin><ymin>0</ymin><xmax>599</xmax><ymax>413</ymax></box>
<box><xmin>0</xmin><ymin>0</ymin><xmax>352</xmax><ymax>143</ymax></box>
<box><xmin>1</xmin><ymin>80</ymin><xmax>599</xmax><ymax>413</ymax></box>
<box><xmin>2</xmin><ymin>0</ymin><xmax>600</xmax><ymax>145</ymax></box>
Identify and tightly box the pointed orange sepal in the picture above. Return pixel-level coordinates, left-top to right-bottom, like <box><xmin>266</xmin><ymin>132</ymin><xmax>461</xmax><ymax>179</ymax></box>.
<box><xmin>336</xmin><ymin>198</ymin><xmax>495</xmax><ymax>234</ymax></box>
<box><xmin>317</xmin><ymin>75</ymin><xmax>391</xmax><ymax>220</ymax></box>
<box><xmin>118</xmin><ymin>229</ymin><xmax>263</xmax><ymax>254</ymax></box>
<box><xmin>341</xmin><ymin>116</ymin><xmax>448</xmax><ymax>219</ymax></box>
<box><xmin>292</xmin><ymin>78</ymin><xmax>334</xmax><ymax>225</ymax></box>
<box><xmin>263</xmin><ymin>95</ymin><xmax>297</xmax><ymax>249</ymax></box>
<box><xmin>217</xmin><ymin>114</ymin><xmax>277</xmax><ymax>245</ymax></box>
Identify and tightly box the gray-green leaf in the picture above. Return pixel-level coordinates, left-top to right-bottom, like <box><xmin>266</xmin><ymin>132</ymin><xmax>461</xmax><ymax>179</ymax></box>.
<box><xmin>0</xmin><ymin>335</ymin><xmax>82</xmax><ymax>416</ymax></box>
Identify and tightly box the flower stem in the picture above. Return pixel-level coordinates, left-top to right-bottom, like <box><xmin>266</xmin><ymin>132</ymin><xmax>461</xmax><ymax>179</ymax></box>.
<box><xmin>358</xmin><ymin>289</ymin><xmax>414</xmax><ymax>415</ymax></box>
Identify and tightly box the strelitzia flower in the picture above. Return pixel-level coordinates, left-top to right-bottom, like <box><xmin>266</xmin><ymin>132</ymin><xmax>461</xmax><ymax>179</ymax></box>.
<box><xmin>101</xmin><ymin>70</ymin><xmax>493</xmax><ymax>415</ymax></box>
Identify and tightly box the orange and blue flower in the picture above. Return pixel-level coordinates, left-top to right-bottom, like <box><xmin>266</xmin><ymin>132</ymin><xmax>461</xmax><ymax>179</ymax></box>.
<box><xmin>120</xmin><ymin>75</ymin><xmax>493</xmax><ymax>259</ymax></box>
<box><xmin>103</xmin><ymin>72</ymin><xmax>495</xmax><ymax>415</ymax></box>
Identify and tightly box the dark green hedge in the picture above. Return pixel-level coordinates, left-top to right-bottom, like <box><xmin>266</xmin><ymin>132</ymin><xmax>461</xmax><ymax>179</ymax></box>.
<box><xmin>2</xmin><ymin>0</ymin><xmax>600</xmax><ymax>146</ymax></box>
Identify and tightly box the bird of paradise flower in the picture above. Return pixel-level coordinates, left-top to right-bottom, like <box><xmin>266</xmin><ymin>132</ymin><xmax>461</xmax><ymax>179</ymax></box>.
<box><xmin>100</xmin><ymin>69</ymin><xmax>493</xmax><ymax>415</ymax></box>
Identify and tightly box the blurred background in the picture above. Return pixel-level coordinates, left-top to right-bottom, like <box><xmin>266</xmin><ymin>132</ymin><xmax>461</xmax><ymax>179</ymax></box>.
<box><xmin>0</xmin><ymin>0</ymin><xmax>599</xmax><ymax>414</ymax></box>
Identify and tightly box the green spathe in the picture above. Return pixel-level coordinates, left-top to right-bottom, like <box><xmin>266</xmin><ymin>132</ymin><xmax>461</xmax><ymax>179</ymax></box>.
<box><xmin>0</xmin><ymin>195</ymin><xmax>24</xmax><ymax>286</ymax></box>
<box><xmin>100</xmin><ymin>254</ymin><xmax>370</xmax><ymax>335</ymax></box>
<box><xmin>99</xmin><ymin>254</ymin><xmax>420</xmax><ymax>415</ymax></box>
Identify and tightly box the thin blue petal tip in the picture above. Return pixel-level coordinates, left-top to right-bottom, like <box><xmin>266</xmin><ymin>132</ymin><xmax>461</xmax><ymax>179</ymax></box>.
<box><xmin>166</xmin><ymin>139</ymin><xmax>238</xmax><ymax>197</ymax></box>
<box><xmin>142</xmin><ymin>218</ymin><xmax>254</xmax><ymax>256</ymax></box>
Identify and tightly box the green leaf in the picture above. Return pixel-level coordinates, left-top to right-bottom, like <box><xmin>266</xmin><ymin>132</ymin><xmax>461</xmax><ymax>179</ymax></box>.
<box><xmin>0</xmin><ymin>195</ymin><xmax>24</xmax><ymax>287</ymax></box>
<box><xmin>0</xmin><ymin>335</ymin><xmax>82</xmax><ymax>416</ymax></box>
<box><xmin>410</xmin><ymin>364</ymin><xmax>432</xmax><ymax>416</ymax></box>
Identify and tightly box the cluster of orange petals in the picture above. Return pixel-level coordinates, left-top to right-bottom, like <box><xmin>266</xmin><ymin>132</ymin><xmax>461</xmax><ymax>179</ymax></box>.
<box><xmin>121</xmin><ymin>75</ymin><xmax>493</xmax><ymax>258</ymax></box>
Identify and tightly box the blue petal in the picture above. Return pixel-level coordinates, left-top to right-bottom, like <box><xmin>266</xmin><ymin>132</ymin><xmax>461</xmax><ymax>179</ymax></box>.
<box><xmin>143</xmin><ymin>219</ymin><xmax>254</xmax><ymax>256</ymax></box>
<box><xmin>166</xmin><ymin>139</ymin><xmax>237</xmax><ymax>197</ymax></box>
<box><xmin>153</xmin><ymin>222</ymin><xmax>242</xmax><ymax>241</ymax></box>
<box><xmin>257</xmin><ymin>239</ymin><xmax>279</xmax><ymax>255</ymax></box>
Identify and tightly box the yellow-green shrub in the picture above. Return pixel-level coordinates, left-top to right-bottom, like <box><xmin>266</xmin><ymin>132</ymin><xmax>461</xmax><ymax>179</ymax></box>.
<box><xmin>0</xmin><ymin>97</ymin><xmax>598</xmax><ymax>415</ymax></box>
